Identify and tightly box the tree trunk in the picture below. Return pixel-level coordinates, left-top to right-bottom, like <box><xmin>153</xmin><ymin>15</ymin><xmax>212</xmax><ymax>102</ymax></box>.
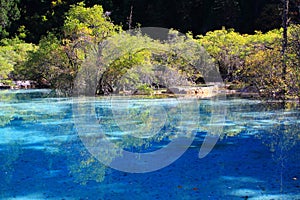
<box><xmin>128</xmin><ymin>5</ymin><xmax>133</xmax><ymax>30</ymax></box>
<box><xmin>281</xmin><ymin>0</ymin><xmax>289</xmax><ymax>100</ymax></box>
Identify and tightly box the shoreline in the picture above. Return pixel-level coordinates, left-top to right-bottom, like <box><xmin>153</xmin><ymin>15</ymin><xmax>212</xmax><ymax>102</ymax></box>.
<box><xmin>1</xmin><ymin>87</ymin><xmax>299</xmax><ymax>103</ymax></box>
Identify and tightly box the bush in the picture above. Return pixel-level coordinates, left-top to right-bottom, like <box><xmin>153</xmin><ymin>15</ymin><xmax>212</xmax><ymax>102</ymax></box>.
<box><xmin>136</xmin><ymin>84</ymin><xmax>154</xmax><ymax>95</ymax></box>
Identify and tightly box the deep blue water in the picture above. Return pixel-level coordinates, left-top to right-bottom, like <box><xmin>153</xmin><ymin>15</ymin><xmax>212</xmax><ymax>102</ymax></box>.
<box><xmin>0</xmin><ymin>89</ymin><xmax>299</xmax><ymax>200</ymax></box>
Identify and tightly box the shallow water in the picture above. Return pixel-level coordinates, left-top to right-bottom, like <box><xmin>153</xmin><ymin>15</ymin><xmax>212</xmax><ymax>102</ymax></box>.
<box><xmin>0</xmin><ymin>90</ymin><xmax>299</xmax><ymax>200</ymax></box>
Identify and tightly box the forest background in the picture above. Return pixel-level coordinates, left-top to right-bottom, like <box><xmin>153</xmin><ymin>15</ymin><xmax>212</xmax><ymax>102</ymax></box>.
<box><xmin>0</xmin><ymin>0</ymin><xmax>299</xmax><ymax>100</ymax></box>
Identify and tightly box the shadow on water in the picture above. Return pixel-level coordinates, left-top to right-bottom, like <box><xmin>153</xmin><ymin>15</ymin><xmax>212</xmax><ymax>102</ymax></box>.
<box><xmin>0</xmin><ymin>90</ymin><xmax>299</xmax><ymax>199</ymax></box>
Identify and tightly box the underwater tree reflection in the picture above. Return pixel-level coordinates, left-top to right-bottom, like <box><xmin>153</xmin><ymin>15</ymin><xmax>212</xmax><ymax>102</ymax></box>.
<box><xmin>254</xmin><ymin>103</ymin><xmax>300</xmax><ymax>192</ymax></box>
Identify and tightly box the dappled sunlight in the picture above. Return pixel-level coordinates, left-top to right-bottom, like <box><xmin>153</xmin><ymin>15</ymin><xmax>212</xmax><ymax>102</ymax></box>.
<box><xmin>220</xmin><ymin>176</ymin><xmax>264</xmax><ymax>183</ymax></box>
<box><xmin>229</xmin><ymin>188</ymin><xmax>300</xmax><ymax>199</ymax></box>
<box><xmin>5</xmin><ymin>193</ymin><xmax>73</xmax><ymax>200</ymax></box>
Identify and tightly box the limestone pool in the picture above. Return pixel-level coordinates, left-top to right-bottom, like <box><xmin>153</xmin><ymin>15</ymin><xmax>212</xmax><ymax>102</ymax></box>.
<box><xmin>0</xmin><ymin>89</ymin><xmax>299</xmax><ymax>199</ymax></box>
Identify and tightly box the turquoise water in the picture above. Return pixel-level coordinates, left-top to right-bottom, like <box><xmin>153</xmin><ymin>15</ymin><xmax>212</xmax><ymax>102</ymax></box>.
<box><xmin>0</xmin><ymin>89</ymin><xmax>299</xmax><ymax>200</ymax></box>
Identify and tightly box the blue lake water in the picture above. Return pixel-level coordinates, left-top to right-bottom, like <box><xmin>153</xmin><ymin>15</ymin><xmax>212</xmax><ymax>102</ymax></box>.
<box><xmin>0</xmin><ymin>89</ymin><xmax>299</xmax><ymax>200</ymax></box>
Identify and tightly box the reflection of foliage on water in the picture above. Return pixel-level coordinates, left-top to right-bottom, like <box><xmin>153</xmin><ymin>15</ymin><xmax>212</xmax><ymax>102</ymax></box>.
<box><xmin>53</xmin><ymin>99</ymin><xmax>300</xmax><ymax>185</ymax></box>
<box><xmin>217</xmin><ymin>99</ymin><xmax>299</xmax><ymax>153</ymax></box>
<box><xmin>250</xmin><ymin>102</ymin><xmax>300</xmax><ymax>192</ymax></box>
<box><xmin>198</xmin><ymin>99</ymin><xmax>299</xmax><ymax>151</ymax></box>
<box><xmin>1</xmin><ymin>91</ymin><xmax>299</xmax><ymax>185</ymax></box>
<box><xmin>65</xmin><ymin>129</ymin><xmax>123</xmax><ymax>185</ymax></box>
<box><xmin>0</xmin><ymin>91</ymin><xmax>20</xmax><ymax>126</ymax></box>
<box><xmin>0</xmin><ymin>90</ymin><xmax>64</xmax><ymax>127</ymax></box>
<box><xmin>215</xmin><ymin>99</ymin><xmax>259</xmax><ymax>138</ymax></box>
<box><xmin>0</xmin><ymin>92</ymin><xmax>110</xmax><ymax>185</ymax></box>
<box><xmin>68</xmin><ymin>149</ymin><xmax>107</xmax><ymax>185</ymax></box>
<box><xmin>254</xmin><ymin>103</ymin><xmax>300</xmax><ymax>153</ymax></box>
<box><xmin>0</xmin><ymin>108</ymin><xmax>14</xmax><ymax>127</ymax></box>
<box><xmin>69</xmin><ymin>97</ymin><xmax>200</xmax><ymax>183</ymax></box>
<box><xmin>97</xmin><ymin>98</ymin><xmax>198</xmax><ymax>152</ymax></box>
<box><xmin>192</xmin><ymin>97</ymin><xmax>233</xmax><ymax>142</ymax></box>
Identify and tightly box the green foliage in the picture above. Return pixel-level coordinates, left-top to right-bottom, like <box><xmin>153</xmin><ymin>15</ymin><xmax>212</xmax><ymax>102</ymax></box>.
<box><xmin>63</xmin><ymin>2</ymin><xmax>119</xmax><ymax>42</ymax></box>
<box><xmin>0</xmin><ymin>0</ymin><xmax>20</xmax><ymax>38</ymax></box>
<box><xmin>62</xmin><ymin>2</ymin><xmax>119</xmax><ymax>70</ymax></box>
<box><xmin>1</xmin><ymin>0</ymin><xmax>298</xmax><ymax>43</ymax></box>
<box><xmin>19</xmin><ymin>3</ymin><xmax>119</xmax><ymax>94</ymax></box>
<box><xmin>286</xmin><ymin>24</ymin><xmax>300</xmax><ymax>99</ymax></box>
<box><xmin>0</xmin><ymin>2</ymin><xmax>297</xmax><ymax>101</ymax></box>
<box><xmin>61</xmin><ymin>2</ymin><xmax>120</xmax><ymax>94</ymax></box>
<box><xmin>136</xmin><ymin>84</ymin><xmax>153</xmax><ymax>95</ymax></box>
<box><xmin>164</xmin><ymin>30</ymin><xmax>210</xmax><ymax>83</ymax></box>
<box><xmin>17</xmin><ymin>25</ymin><xmax>28</xmax><ymax>39</ymax></box>
<box><xmin>198</xmin><ymin>26</ymin><xmax>300</xmax><ymax>100</ymax></box>
<box><xmin>82</xmin><ymin>29</ymin><xmax>213</xmax><ymax>95</ymax></box>
<box><xmin>0</xmin><ymin>37</ymin><xmax>36</xmax><ymax>83</ymax></box>
<box><xmin>17</xmin><ymin>33</ymin><xmax>72</xmax><ymax>92</ymax></box>
<box><xmin>69</xmin><ymin>156</ymin><xmax>107</xmax><ymax>185</ymax></box>
<box><xmin>95</xmin><ymin>31</ymin><xmax>155</xmax><ymax>94</ymax></box>
<box><xmin>198</xmin><ymin>28</ymin><xmax>252</xmax><ymax>81</ymax></box>
<box><xmin>236</xmin><ymin>29</ymin><xmax>283</xmax><ymax>98</ymax></box>
<box><xmin>240</xmin><ymin>27</ymin><xmax>299</xmax><ymax>100</ymax></box>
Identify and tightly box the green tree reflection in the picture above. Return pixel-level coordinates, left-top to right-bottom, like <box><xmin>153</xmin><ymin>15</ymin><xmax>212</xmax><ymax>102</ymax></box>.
<box><xmin>0</xmin><ymin>90</ymin><xmax>299</xmax><ymax>185</ymax></box>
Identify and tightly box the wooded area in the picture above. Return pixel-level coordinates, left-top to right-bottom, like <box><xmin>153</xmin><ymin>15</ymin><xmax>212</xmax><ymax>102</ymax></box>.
<box><xmin>0</xmin><ymin>0</ymin><xmax>299</xmax><ymax>100</ymax></box>
<box><xmin>1</xmin><ymin>0</ymin><xmax>300</xmax><ymax>43</ymax></box>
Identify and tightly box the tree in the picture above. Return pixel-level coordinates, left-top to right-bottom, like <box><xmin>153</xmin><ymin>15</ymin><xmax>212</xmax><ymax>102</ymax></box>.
<box><xmin>19</xmin><ymin>3</ymin><xmax>120</xmax><ymax>94</ymax></box>
<box><xmin>74</xmin><ymin>27</ymin><xmax>216</xmax><ymax>96</ymax></box>
<box><xmin>82</xmin><ymin>30</ymin><xmax>155</xmax><ymax>95</ymax></box>
<box><xmin>63</xmin><ymin>2</ymin><xmax>118</xmax><ymax>42</ymax></box>
<box><xmin>0</xmin><ymin>0</ymin><xmax>20</xmax><ymax>38</ymax></box>
<box><xmin>287</xmin><ymin>25</ymin><xmax>300</xmax><ymax>100</ymax></box>
<box><xmin>62</xmin><ymin>2</ymin><xmax>119</xmax><ymax>71</ymax></box>
<box><xmin>198</xmin><ymin>26</ymin><xmax>299</xmax><ymax>100</ymax></box>
<box><xmin>0</xmin><ymin>37</ymin><xmax>36</xmax><ymax>83</ymax></box>
<box><xmin>197</xmin><ymin>28</ymin><xmax>248</xmax><ymax>82</ymax></box>
<box><xmin>17</xmin><ymin>33</ymin><xmax>70</xmax><ymax>90</ymax></box>
<box><xmin>281</xmin><ymin>0</ymin><xmax>289</xmax><ymax>99</ymax></box>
